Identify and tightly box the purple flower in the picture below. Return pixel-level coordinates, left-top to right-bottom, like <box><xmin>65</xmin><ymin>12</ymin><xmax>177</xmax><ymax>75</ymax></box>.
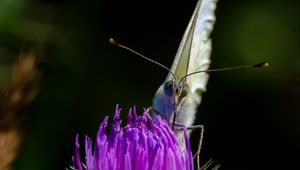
<box><xmin>72</xmin><ymin>105</ymin><xmax>194</xmax><ymax>170</ymax></box>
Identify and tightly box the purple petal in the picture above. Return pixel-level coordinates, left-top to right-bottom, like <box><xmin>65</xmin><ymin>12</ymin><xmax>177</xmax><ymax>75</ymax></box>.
<box><xmin>72</xmin><ymin>105</ymin><xmax>194</xmax><ymax>170</ymax></box>
<box><xmin>74</xmin><ymin>134</ymin><xmax>83</xmax><ymax>170</ymax></box>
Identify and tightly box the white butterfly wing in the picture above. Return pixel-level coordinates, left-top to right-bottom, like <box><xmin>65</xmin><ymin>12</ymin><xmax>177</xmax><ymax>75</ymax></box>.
<box><xmin>167</xmin><ymin>0</ymin><xmax>217</xmax><ymax>83</ymax></box>
<box><xmin>172</xmin><ymin>0</ymin><xmax>217</xmax><ymax>151</ymax></box>
<box><xmin>172</xmin><ymin>0</ymin><xmax>217</xmax><ymax>128</ymax></box>
<box><xmin>187</xmin><ymin>0</ymin><xmax>217</xmax><ymax>94</ymax></box>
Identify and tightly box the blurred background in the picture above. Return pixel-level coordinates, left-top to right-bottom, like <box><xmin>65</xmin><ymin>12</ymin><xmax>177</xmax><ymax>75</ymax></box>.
<box><xmin>0</xmin><ymin>0</ymin><xmax>298</xmax><ymax>169</ymax></box>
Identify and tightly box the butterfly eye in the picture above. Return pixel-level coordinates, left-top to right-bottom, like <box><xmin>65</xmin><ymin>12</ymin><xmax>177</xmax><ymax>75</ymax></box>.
<box><xmin>180</xmin><ymin>82</ymin><xmax>190</xmax><ymax>97</ymax></box>
<box><xmin>181</xmin><ymin>87</ymin><xmax>189</xmax><ymax>97</ymax></box>
<box><xmin>175</xmin><ymin>88</ymin><xmax>180</xmax><ymax>95</ymax></box>
<box><xmin>164</xmin><ymin>80</ymin><xmax>173</xmax><ymax>96</ymax></box>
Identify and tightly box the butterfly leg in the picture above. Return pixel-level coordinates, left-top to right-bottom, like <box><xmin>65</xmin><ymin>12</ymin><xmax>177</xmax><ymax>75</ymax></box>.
<box><xmin>148</xmin><ymin>107</ymin><xmax>159</xmax><ymax>115</ymax></box>
<box><xmin>175</xmin><ymin>123</ymin><xmax>204</xmax><ymax>170</ymax></box>
<box><xmin>148</xmin><ymin>107</ymin><xmax>171</xmax><ymax>122</ymax></box>
<box><xmin>149</xmin><ymin>107</ymin><xmax>205</xmax><ymax>169</ymax></box>
<box><xmin>195</xmin><ymin>125</ymin><xmax>204</xmax><ymax>170</ymax></box>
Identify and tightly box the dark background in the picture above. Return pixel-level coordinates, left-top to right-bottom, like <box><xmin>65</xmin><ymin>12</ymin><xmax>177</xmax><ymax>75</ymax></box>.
<box><xmin>0</xmin><ymin>0</ymin><xmax>299</xmax><ymax>169</ymax></box>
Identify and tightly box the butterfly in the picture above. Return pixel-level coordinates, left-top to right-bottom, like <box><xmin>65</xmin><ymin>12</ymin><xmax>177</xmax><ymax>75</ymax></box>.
<box><xmin>152</xmin><ymin>0</ymin><xmax>218</xmax><ymax>144</ymax></box>
<box><xmin>110</xmin><ymin>0</ymin><xmax>266</xmax><ymax>168</ymax></box>
<box><xmin>109</xmin><ymin>0</ymin><xmax>218</xmax><ymax>146</ymax></box>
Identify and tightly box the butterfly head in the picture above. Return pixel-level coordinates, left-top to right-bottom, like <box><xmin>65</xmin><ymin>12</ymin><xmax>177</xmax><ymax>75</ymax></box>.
<box><xmin>163</xmin><ymin>79</ymin><xmax>190</xmax><ymax>105</ymax></box>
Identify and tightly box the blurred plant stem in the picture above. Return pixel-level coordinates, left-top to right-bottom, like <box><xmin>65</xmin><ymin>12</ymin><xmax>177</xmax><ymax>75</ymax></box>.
<box><xmin>0</xmin><ymin>52</ymin><xmax>41</xmax><ymax>170</ymax></box>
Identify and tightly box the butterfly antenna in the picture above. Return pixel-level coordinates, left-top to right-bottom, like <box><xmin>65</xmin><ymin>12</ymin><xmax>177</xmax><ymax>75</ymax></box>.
<box><xmin>109</xmin><ymin>38</ymin><xmax>176</xmax><ymax>79</ymax></box>
<box><xmin>179</xmin><ymin>62</ymin><xmax>269</xmax><ymax>84</ymax></box>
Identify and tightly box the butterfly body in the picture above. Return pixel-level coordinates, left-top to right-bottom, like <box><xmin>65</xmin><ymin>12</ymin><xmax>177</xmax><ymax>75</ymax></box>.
<box><xmin>152</xmin><ymin>0</ymin><xmax>217</xmax><ymax>142</ymax></box>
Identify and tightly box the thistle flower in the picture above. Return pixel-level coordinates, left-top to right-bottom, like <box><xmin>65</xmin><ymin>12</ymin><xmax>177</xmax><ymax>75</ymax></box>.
<box><xmin>72</xmin><ymin>105</ymin><xmax>194</xmax><ymax>170</ymax></box>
